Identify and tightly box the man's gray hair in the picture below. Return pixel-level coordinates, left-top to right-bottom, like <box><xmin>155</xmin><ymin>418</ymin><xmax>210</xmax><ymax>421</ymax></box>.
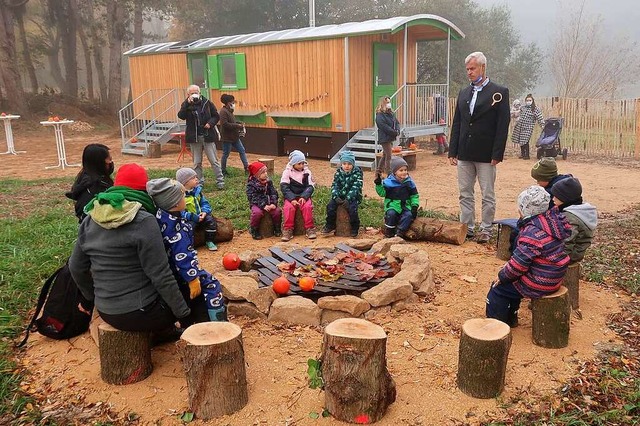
<box><xmin>465</xmin><ymin>51</ymin><xmax>487</xmax><ymax>66</ymax></box>
<box><xmin>187</xmin><ymin>84</ymin><xmax>200</xmax><ymax>93</ymax></box>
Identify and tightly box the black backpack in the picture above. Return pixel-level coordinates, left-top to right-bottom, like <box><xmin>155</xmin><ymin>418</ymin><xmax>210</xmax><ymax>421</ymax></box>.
<box><xmin>17</xmin><ymin>262</ymin><xmax>93</xmax><ymax>347</ymax></box>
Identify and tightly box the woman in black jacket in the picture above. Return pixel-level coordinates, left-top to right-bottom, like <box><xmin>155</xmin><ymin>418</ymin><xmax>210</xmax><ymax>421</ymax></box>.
<box><xmin>375</xmin><ymin>96</ymin><xmax>400</xmax><ymax>178</ymax></box>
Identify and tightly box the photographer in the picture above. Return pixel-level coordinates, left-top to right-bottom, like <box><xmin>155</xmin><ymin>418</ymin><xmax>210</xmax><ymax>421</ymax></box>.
<box><xmin>177</xmin><ymin>85</ymin><xmax>225</xmax><ymax>189</ymax></box>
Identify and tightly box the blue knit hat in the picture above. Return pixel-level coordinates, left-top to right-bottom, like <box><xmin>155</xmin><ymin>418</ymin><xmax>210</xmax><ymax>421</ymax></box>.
<box><xmin>339</xmin><ymin>151</ymin><xmax>356</xmax><ymax>166</ymax></box>
<box><xmin>288</xmin><ymin>150</ymin><xmax>306</xmax><ymax>166</ymax></box>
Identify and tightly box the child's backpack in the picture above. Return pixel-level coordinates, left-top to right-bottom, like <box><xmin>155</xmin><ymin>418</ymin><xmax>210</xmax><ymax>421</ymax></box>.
<box><xmin>17</xmin><ymin>262</ymin><xmax>93</xmax><ymax>347</ymax></box>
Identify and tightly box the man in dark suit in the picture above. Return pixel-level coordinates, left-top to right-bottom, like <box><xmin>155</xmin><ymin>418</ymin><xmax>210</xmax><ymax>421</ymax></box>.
<box><xmin>449</xmin><ymin>52</ymin><xmax>510</xmax><ymax>243</ymax></box>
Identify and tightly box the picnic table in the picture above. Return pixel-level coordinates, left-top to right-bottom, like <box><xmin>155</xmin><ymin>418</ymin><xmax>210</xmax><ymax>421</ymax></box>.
<box><xmin>376</xmin><ymin>149</ymin><xmax>424</xmax><ymax>171</ymax></box>
<box><xmin>40</xmin><ymin>120</ymin><xmax>79</xmax><ymax>170</ymax></box>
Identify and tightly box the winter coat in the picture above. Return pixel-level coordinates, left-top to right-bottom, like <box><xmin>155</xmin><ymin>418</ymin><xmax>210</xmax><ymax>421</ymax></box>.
<box><xmin>560</xmin><ymin>202</ymin><xmax>598</xmax><ymax>263</ymax></box>
<box><xmin>177</xmin><ymin>96</ymin><xmax>220</xmax><ymax>144</ymax></box>
<box><xmin>66</xmin><ymin>171</ymin><xmax>113</xmax><ymax>222</ymax></box>
<box><xmin>449</xmin><ymin>80</ymin><xmax>510</xmax><ymax>163</ymax></box>
<box><xmin>219</xmin><ymin>105</ymin><xmax>244</xmax><ymax>142</ymax></box>
<box><xmin>375</xmin><ymin>111</ymin><xmax>400</xmax><ymax>144</ymax></box>
<box><xmin>375</xmin><ymin>174</ymin><xmax>419</xmax><ymax>214</ymax></box>
<box><xmin>280</xmin><ymin>164</ymin><xmax>315</xmax><ymax>201</ymax></box>
<box><xmin>331</xmin><ymin>166</ymin><xmax>363</xmax><ymax>203</ymax></box>
<box><xmin>498</xmin><ymin>207</ymin><xmax>571</xmax><ymax>298</ymax></box>
<box><xmin>247</xmin><ymin>176</ymin><xmax>279</xmax><ymax>209</ymax></box>
<box><xmin>511</xmin><ymin>104</ymin><xmax>544</xmax><ymax>146</ymax></box>
<box><xmin>182</xmin><ymin>185</ymin><xmax>212</xmax><ymax>223</ymax></box>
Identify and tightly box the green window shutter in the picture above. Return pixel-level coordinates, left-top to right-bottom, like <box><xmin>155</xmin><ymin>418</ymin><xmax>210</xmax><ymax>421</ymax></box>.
<box><xmin>235</xmin><ymin>53</ymin><xmax>247</xmax><ymax>89</ymax></box>
<box><xmin>207</xmin><ymin>55</ymin><xmax>220</xmax><ymax>89</ymax></box>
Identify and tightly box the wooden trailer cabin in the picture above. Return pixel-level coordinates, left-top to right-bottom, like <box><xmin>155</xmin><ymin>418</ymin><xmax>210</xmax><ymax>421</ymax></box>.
<box><xmin>121</xmin><ymin>14</ymin><xmax>464</xmax><ymax>168</ymax></box>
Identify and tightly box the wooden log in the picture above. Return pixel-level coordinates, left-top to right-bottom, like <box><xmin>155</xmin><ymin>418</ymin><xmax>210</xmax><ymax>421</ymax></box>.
<box><xmin>178</xmin><ymin>322</ymin><xmax>248</xmax><ymax>420</ymax></box>
<box><xmin>145</xmin><ymin>142</ymin><xmax>161</xmax><ymax>158</ymax></box>
<box><xmin>496</xmin><ymin>224</ymin><xmax>513</xmax><ymax>261</ymax></box>
<box><xmin>405</xmin><ymin>217</ymin><xmax>467</xmax><ymax>245</ymax></box>
<box><xmin>563</xmin><ymin>263</ymin><xmax>581</xmax><ymax>310</ymax></box>
<box><xmin>404</xmin><ymin>153</ymin><xmax>417</xmax><ymax>171</ymax></box>
<box><xmin>335</xmin><ymin>204</ymin><xmax>352</xmax><ymax>237</ymax></box>
<box><xmin>457</xmin><ymin>318</ymin><xmax>512</xmax><ymax>399</ymax></box>
<box><xmin>98</xmin><ymin>323</ymin><xmax>153</xmax><ymax>385</ymax></box>
<box><xmin>258</xmin><ymin>211</ymin><xmax>275</xmax><ymax>238</ymax></box>
<box><xmin>321</xmin><ymin>318</ymin><xmax>396</xmax><ymax>423</ymax></box>
<box><xmin>531</xmin><ymin>286</ymin><xmax>570</xmax><ymax>348</ymax></box>
<box><xmin>293</xmin><ymin>208</ymin><xmax>305</xmax><ymax>236</ymax></box>
<box><xmin>257</xmin><ymin>157</ymin><xmax>275</xmax><ymax>175</ymax></box>
<box><xmin>194</xmin><ymin>216</ymin><xmax>234</xmax><ymax>247</ymax></box>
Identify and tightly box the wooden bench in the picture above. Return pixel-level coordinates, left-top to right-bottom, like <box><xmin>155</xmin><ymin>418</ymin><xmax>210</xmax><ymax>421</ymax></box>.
<box><xmin>376</xmin><ymin>150</ymin><xmax>424</xmax><ymax>171</ymax></box>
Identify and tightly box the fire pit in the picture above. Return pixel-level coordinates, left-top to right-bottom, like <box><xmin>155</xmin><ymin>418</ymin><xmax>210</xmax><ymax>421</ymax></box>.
<box><xmin>253</xmin><ymin>243</ymin><xmax>399</xmax><ymax>297</ymax></box>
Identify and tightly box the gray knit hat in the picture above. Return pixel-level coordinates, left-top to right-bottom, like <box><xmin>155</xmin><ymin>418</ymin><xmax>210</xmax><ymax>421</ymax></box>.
<box><xmin>176</xmin><ymin>167</ymin><xmax>197</xmax><ymax>185</ymax></box>
<box><xmin>146</xmin><ymin>178</ymin><xmax>184</xmax><ymax>211</ymax></box>
<box><xmin>517</xmin><ymin>185</ymin><xmax>550</xmax><ymax>218</ymax></box>
<box><xmin>288</xmin><ymin>150</ymin><xmax>306</xmax><ymax>166</ymax></box>
<box><xmin>391</xmin><ymin>156</ymin><xmax>408</xmax><ymax>174</ymax></box>
<box><xmin>531</xmin><ymin>157</ymin><xmax>558</xmax><ymax>182</ymax></box>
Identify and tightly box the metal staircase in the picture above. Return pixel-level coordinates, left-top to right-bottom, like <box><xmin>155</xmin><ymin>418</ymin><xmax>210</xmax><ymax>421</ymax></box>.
<box><xmin>119</xmin><ymin>88</ymin><xmax>184</xmax><ymax>156</ymax></box>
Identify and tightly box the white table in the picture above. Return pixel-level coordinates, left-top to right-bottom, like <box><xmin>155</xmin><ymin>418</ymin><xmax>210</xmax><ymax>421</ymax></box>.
<box><xmin>40</xmin><ymin>120</ymin><xmax>80</xmax><ymax>170</ymax></box>
<box><xmin>1</xmin><ymin>114</ymin><xmax>25</xmax><ymax>155</ymax></box>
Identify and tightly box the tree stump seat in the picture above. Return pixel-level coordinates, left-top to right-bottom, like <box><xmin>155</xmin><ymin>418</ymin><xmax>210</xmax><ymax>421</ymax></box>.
<box><xmin>404</xmin><ymin>217</ymin><xmax>468</xmax><ymax>245</ymax></box>
<box><xmin>257</xmin><ymin>158</ymin><xmax>275</xmax><ymax>175</ymax></box>
<box><xmin>321</xmin><ymin>318</ymin><xmax>396</xmax><ymax>423</ymax></box>
<box><xmin>531</xmin><ymin>286</ymin><xmax>570</xmax><ymax>348</ymax></box>
<box><xmin>293</xmin><ymin>209</ymin><xmax>305</xmax><ymax>235</ymax></box>
<box><xmin>496</xmin><ymin>224</ymin><xmax>513</xmax><ymax>261</ymax></box>
<box><xmin>98</xmin><ymin>323</ymin><xmax>153</xmax><ymax>385</ymax></box>
<box><xmin>457</xmin><ymin>318</ymin><xmax>512</xmax><ymax>399</ymax></box>
<box><xmin>178</xmin><ymin>322</ymin><xmax>248</xmax><ymax>420</ymax></box>
<box><xmin>562</xmin><ymin>263</ymin><xmax>581</xmax><ymax>310</ymax></box>
<box><xmin>258</xmin><ymin>211</ymin><xmax>275</xmax><ymax>238</ymax></box>
<box><xmin>335</xmin><ymin>204</ymin><xmax>352</xmax><ymax>237</ymax></box>
<box><xmin>193</xmin><ymin>216</ymin><xmax>234</xmax><ymax>247</ymax></box>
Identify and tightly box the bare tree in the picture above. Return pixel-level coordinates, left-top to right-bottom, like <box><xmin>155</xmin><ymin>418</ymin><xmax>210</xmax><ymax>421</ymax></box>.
<box><xmin>106</xmin><ymin>0</ymin><xmax>128</xmax><ymax>113</ymax></box>
<box><xmin>549</xmin><ymin>1</ymin><xmax>638</xmax><ymax>99</ymax></box>
<box><xmin>0</xmin><ymin>1</ymin><xmax>28</xmax><ymax>114</ymax></box>
<box><xmin>13</xmin><ymin>0</ymin><xmax>39</xmax><ymax>93</ymax></box>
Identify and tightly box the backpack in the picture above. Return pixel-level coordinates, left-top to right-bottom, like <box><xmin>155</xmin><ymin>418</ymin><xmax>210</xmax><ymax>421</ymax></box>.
<box><xmin>17</xmin><ymin>262</ymin><xmax>93</xmax><ymax>347</ymax></box>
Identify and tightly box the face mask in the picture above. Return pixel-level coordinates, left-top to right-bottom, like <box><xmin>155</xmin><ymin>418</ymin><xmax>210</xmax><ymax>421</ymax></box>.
<box><xmin>525</xmin><ymin>101</ymin><xmax>533</xmax><ymax>106</ymax></box>
<box><xmin>107</xmin><ymin>162</ymin><xmax>114</xmax><ymax>176</ymax></box>
<box><xmin>385</xmin><ymin>103</ymin><xmax>392</xmax><ymax>109</ymax></box>
<box><xmin>471</xmin><ymin>75</ymin><xmax>483</xmax><ymax>84</ymax></box>
<box><xmin>230</xmin><ymin>103</ymin><xmax>235</xmax><ymax>109</ymax></box>
<box><xmin>190</xmin><ymin>93</ymin><xmax>200</xmax><ymax>101</ymax></box>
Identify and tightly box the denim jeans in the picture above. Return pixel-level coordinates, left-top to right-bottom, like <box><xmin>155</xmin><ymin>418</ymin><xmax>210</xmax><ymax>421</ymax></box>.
<box><xmin>456</xmin><ymin>160</ymin><xmax>496</xmax><ymax>233</ymax></box>
<box><xmin>221</xmin><ymin>139</ymin><xmax>249</xmax><ymax>172</ymax></box>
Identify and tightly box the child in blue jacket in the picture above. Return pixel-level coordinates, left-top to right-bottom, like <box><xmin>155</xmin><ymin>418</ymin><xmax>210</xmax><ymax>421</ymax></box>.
<box><xmin>147</xmin><ymin>178</ymin><xmax>227</xmax><ymax>322</ymax></box>
<box><xmin>374</xmin><ymin>156</ymin><xmax>419</xmax><ymax>238</ymax></box>
<box><xmin>176</xmin><ymin>167</ymin><xmax>218</xmax><ymax>251</ymax></box>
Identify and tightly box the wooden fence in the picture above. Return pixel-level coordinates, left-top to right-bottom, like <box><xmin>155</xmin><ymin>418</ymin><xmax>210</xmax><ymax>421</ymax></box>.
<box><xmin>445</xmin><ymin>96</ymin><xmax>640</xmax><ymax>159</ymax></box>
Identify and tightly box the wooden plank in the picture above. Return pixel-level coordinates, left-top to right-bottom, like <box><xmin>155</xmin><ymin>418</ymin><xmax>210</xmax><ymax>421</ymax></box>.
<box><xmin>258</xmin><ymin>255</ymin><xmax>333</xmax><ymax>294</ymax></box>
<box><xmin>300</xmin><ymin>247</ymin><xmax>388</xmax><ymax>284</ymax></box>
<box><xmin>285</xmin><ymin>250</ymin><xmax>370</xmax><ymax>290</ymax></box>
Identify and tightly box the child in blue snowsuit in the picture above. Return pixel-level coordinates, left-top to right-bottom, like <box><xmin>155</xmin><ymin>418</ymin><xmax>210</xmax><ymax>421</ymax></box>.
<box><xmin>176</xmin><ymin>167</ymin><xmax>219</xmax><ymax>251</ymax></box>
<box><xmin>374</xmin><ymin>156</ymin><xmax>420</xmax><ymax>238</ymax></box>
<box><xmin>146</xmin><ymin>178</ymin><xmax>226</xmax><ymax>322</ymax></box>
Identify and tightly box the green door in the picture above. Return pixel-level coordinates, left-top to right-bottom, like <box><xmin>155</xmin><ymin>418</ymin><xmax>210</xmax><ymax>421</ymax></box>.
<box><xmin>372</xmin><ymin>43</ymin><xmax>397</xmax><ymax>116</ymax></box>
<box><xmin>187</xmin><ymin>53</ymin><xmax>208</xmax><ymax>90</ymax></box>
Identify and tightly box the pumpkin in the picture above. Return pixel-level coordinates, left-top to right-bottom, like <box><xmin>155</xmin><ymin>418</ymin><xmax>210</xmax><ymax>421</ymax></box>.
<box><xmin>222</xmin><ymin>252</ymin><xmax>241</xmax><ymax>270</ymax></box>
<box><xmin>298</xmin><ymin>276</ymin><xmax>316</xmax><ymax>292</ymax></box>
<box><xmin>409</xmin><ymin>143</ymin><xmax>417</xmax><ymax>150</ymax></box>
<box><xmin>392</xmin><ymin>146</ymin><xmax>402</xmax><ymax>153</ymax></box>
<box><xmin>272</xmin><ymin>275</ymin><xmax>290</xmax><ymax>295</ymax></box>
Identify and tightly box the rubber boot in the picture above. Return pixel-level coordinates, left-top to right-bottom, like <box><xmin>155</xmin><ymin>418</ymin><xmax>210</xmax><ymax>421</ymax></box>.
<box><xmin>522</xmin><ymin>143</ymin><xmax>530</xmax><ymax>160</ymax></box>
<box><xmin>250</xmin><ymin>226</ymin><xmax>263</xmax><ymax>240</ymax></box>
<box><xmin>208</xmin><ymin>306</ymin><xmax>228</xmax><ymax>321</ymax></box>
<box><xmin>274</xmin><ymin>223</ymin><xmax>282</xmax><ymax>237</ymax></box>
<box><xmin>433</xmin><ymin>143</ymin><xmax>444</xmax><ymax>155</ymax></box>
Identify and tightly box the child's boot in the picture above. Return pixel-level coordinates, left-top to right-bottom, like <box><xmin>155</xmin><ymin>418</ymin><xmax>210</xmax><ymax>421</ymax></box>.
<box><xmin>281</xmin><ymin>228</ymin><xmax>293</xmax><ymax>242</ymax></box>
<box><xmin>350</xmin><ymin>226</ymin><xmax>359</xmax><ymax>237</ymax></box>
<box><xmin>250</xmin><ymin>226</ymin><xmax>263</xmax><ymax>240</ymax></box>
<box><xmin>383</xmin><ymin>225</ymin><xmax>396</xmax><ymax>238</ymax></box>
<box><xmin>208</xmin><ymin>306</ymin><xmax>228</xmax><ymax>321</ymax></box>
<box><xmin>306</xmin><ymin>227</ymin><xmax>317</xmax><ymax>239</ymax></box>
<box><xmin>205</xmin><ymin>241</ymin><xmax>218</xmax><ymax>251</ymax></box>
<box><xmin>274</xmin><ymin>223</ymin><xmax>282</xmax><ymax>237</ymax></box>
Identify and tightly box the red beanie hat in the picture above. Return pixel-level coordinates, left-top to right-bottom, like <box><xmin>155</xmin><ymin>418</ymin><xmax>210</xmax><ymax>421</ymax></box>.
<box><xmin>248</xmin><ymin>161</ymin><xmax>267</xmax><ymax>178</ymax></box>
<box><xmin>114</xmin><ymin>163</ymin><xmax>149</xmax><ymax>190</ymax></box>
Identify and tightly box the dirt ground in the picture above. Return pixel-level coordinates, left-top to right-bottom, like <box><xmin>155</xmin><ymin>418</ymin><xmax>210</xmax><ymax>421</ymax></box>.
<box><xmin>5</xmin><ymin>127</ymin><xmax>639</xmax><ymax>425</ymax></box>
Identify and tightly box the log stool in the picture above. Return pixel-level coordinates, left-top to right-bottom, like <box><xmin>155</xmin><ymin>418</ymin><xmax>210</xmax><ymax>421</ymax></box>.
<box><xmin>335</xmin><ymin>204</ymin><xmax>352</xmax><ymax>237</ymax></box>
<box><xmin>457</xmin><ymin>318</ymin><xmax>512</xmax><ymax>399</ymax></box>
<box><xmin>321</xmin><ymin>318</ymin><xmax>396</xmax><ymax>423</ymax></box>
<box><xmin>258</xmin><ymin>212</ymin><xmax>275</xmax><ymax>238</ymax></box>
<box><xmin>293</xmin><ymin>209</ymin><xmax>305</xmax><ymax>236</ymax></box>
<box><xmin>178</xmin><ymin>322</ymin><xmax>248</xmax><ymax>420</ymax></box>
<box><xmin>531</xmin><ymin>286</ymin><xmax>570</xmax><ymax>348</ymax></box>
<box><xmin>98</xmin><ymin>323</ymin><xmax>153</xmax><ymax>385</ymax></box>
<box><xmin>496</xmin><ymin>224</ymin><xmax>513</xmax><ymax>261</ymax></box>
<box><xmin>562</xmin><ymin>263</ymin><xmax>581</xmax><ymax>310</ymax></box>
<box><xmin>257</xmin><ymin>158</ymin><xmax>274</xmax><ymax>175</ymax></box>
<box><xmin>194</xmin><ymin>216</ymin><xmax>234</xmax><ymax>247</ymax></box>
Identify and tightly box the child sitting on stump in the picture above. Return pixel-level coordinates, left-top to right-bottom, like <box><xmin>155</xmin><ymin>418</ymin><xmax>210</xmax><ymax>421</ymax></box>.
<box><xmin>374</xmin><ymin>156</ymin><xmax>419</xmax><ymax>238</ymax></box>
<box><xmin>246</xmin><ymin>161</ymin><xmax>282</xmax><ymax>240</ymax></box>
<box><xmin>176</xmin><ymin>167</ymin><xmax>219</xmax><ymax>251</ymax></box>
<box><xmin>551</xmin><ymin>177</ymin><xmax>598</xmax><ymax>264</ymax></box>
<box><xmin>486</xmin><ymin>185</ymin><xmax>571</xmax><ymax>327</ymax></box>
<box><xmin>147</xmin><ymin>178</ymin><xmax>227</xmax><ymax>322</ymax></box>
<box><xmin>530</xmin><ymin>157</ymin><xmax>572</xmax><ymax>209</ymax></box>
<box><xmin>322</xmin><ymin>151</ymin><xmax>363</xmax><ymax>237</ymax></box>
<box><xmin>280</xmin><ymin>150</ymin><xmax>317</xmax><ymax>241</ymax></box>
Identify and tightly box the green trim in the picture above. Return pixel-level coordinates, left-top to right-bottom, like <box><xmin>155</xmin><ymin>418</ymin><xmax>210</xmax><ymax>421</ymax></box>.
<box><xmin>235</xmin><ymin>111</ymin><xmax>266</xmax><ymax>124</ymax></box>
<box><xmin>235</xmin><ymin>53</ymin><xmax>247</xmax><ymax>89</ymax></box>
<box><xmin>269</xmin><ymin>112</ymin><xmax>331</xmax><ymax>128</ymax></box>
<box><xmin>392</xmin><ymin>19</ymin><xmax>463</xmax><ymax>40</ymax></box>
<box><xmin>207</xmin><ymin>54</ymin><xmax>220</xmax><ymax>89</ymax></box>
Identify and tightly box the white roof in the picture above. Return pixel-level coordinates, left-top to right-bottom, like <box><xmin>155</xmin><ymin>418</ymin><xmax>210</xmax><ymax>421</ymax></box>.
<box><xmin>124</xmin><ymin>14</ymin><xmax>464</xmax><ymax>56</ymax></box>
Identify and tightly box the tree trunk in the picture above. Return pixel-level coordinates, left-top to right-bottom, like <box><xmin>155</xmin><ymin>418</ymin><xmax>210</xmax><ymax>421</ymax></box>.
<box><xmin>14</xmin><ymin>5</ymin><xmax>38</xmax><ymax>93</ymax></box>
<box><xmin>106</xmin><ymin>0</ymin><xmax>126</xmax><ymax>114</ymax></box>
<box><xmin>531</xmin><ymin>286</ymin><xmax>570</xmax><ymax>349</ymax></box>
<box><xmin>46</xmin><ymin>33</ymin><xmax>66</xmax><ymax>91</ymax></box>
<box><xmin>87</xmin><ymin>0</ymin><xmax>107</xmax><ymax>104</ymax></box>
<box><xmin>98</xmin><ymin>323</ymin><xmax>153</xmax><ymax>385</ymax></box>
<box><xmin>127</xmin><ymin>1</ymin><xmax>143</xmax><ymax>104</ymax></box>
<box><xmin>77</xmin><ymin>24</ymin><xmax>94</xmax><ymax>101</ymax></box>
<box><xmin>322</xmin><ymin>318</ymin><xmax>396</xmax><ymax>423</ymax></box>
<box><xmin>562</xmin><ymin>263</ymin><xmax>581</xmax><ymax>310</ymax></box>
<box><xmin>496</xmin><ymin>224</ymin><xmax>513</xmax><ymax>261</ymax></box>
<box><xmin>335</xmin><ymin>204</ymin><xmax>351</xmax><ymax>237</ymax></box>
<box><xmin>0</xmin><ymin>6</ymin><xmax>28</xmax><ymax>115</ymax></box>
<box><xmin>178</xmin><ymin>322</ymin><xmax>248</xmax><ymax>420</ymax></box>
<box><xmin>405</xmin><ymin>217</ymin><xmax>468</xmax><ymax>245</ymax></box>
<box><xmin>457</xmin><ymin>318</ymin><xmax>512</xmax><ymax>399</ymax></box>
<box><xmin>58</xmin><ymin>0</ymin><xmax>78</xmax><ymax>97</ymax></box>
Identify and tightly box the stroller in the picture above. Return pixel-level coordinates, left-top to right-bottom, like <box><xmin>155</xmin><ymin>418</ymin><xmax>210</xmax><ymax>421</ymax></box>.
<box><xmin>536</xmin><ymin>117</ymin><xmax>568</xmax><ymax>160</ymax></box>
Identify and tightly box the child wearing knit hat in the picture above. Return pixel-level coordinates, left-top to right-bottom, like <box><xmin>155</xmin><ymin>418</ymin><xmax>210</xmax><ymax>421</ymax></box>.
<box><xmin>374</xmin><ymin>156</ymin><xmax>420</xmax><ymax>238</ymax></box>
<box><xmin>176</xmin><ymin>167</ymin><xmax>219</xmax><ymax>251</ymax></box>
<box><xmin>530</xmin><ymin>157</ymin><xmax>573</xmax><ymax>209</ymax></box>
<box><xmin>246</xmin><ymin>161</ymin><xmax>282</xmax><ymax>239</ymax></box>
<box><xmin>486</xmin><ymin>185</ymin><xmax>572</xmax><ymax>327</ymax></box>
<box><xmin>322</xmin><ymin>151</ymin><xmax>363</xmax><ymax>237</ymax></box>
<box><xmin>146</xmin><ymin>178</ymin><xmax>227</xmax><ymax>323</ymax></box>
<box><xmin>551</xmin><ymin>177</ymin><xmax>598</xmax><ymax>264</ymax></box>
<box><xmin>280</xmin><ymin>150</ymin><xmax>317</xmax><ymax>241</ymax></box>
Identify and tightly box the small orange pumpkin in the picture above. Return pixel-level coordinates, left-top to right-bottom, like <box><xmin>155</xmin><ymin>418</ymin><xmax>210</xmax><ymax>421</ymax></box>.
<box><xmin>392</xmin><ymin>146</ymin><xmax>402</xmax><ymax>153</ymax></box>
<box><xmin>272</xmin><ymin>275</ymin><xmax>290</xmax><ymax>295</ymax></box>
<box><xmin>409</xmin><ymin>143</ymin><xmax>417</xmax><ymax>150</ymax></box>
<box><xmin>298</xmin><ymin>276</ymin><xmax>316</xmax><ymax>292</ymax></box>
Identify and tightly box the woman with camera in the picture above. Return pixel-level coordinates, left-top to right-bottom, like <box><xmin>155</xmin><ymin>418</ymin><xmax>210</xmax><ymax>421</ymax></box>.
<box><xmin>219</xmin><ymin>93</ymin><xmax>250</xmax><ymax>175</ymax></box>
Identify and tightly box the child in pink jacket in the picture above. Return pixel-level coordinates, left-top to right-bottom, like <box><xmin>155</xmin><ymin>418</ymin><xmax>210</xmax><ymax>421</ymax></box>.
<box><xmin>279</xmin><ymin>150</ymin><xmax>316</xmax><ymax>241</ymax></box>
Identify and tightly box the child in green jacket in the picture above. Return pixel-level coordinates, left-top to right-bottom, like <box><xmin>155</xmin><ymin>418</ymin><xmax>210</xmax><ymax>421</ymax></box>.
<box><xmin>374</xmin><ymin>156</ymin><xmax>419</xmax><ymax>238</ymax></box>
<box><xmin>322</xmin><ymin>151</ymin><xmax>363</xmax><ymax>237</ymax></box>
